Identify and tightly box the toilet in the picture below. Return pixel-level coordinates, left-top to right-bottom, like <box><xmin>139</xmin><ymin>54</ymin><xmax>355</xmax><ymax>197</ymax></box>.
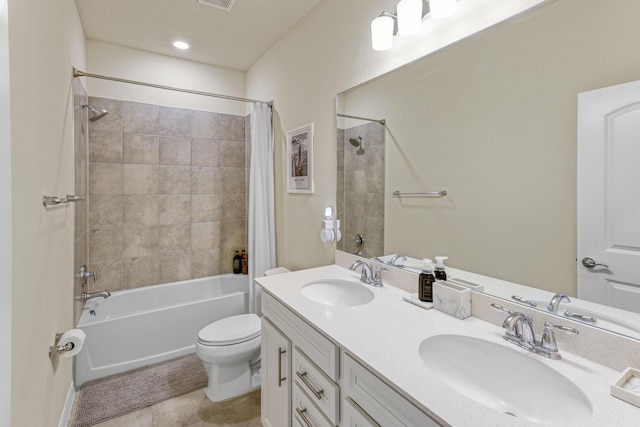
<box><xmin>196</xmin><ymin>266</ymin><xmax>290</xmax><ymax>402</ymax></box>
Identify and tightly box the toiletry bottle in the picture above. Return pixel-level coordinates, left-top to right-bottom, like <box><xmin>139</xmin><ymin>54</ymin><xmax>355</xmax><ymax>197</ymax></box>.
<box><xmin>233</xmin><ymin>250</ymin><xmax>242</xmax><ymax>274</ymax></box>
<box><xmin>434</xmin><ymin>256</ymin><xmax>448</xmax><ymax>281</ymax></box>
<box><xmin>241</xmin><ymin>250</ymin><xmax>248</xmax><ymax>275</ymax></box>
<box><xmin>418</xmin><ymin>259</ymin><xmax>435</xmax><ymax>303</ymax></box>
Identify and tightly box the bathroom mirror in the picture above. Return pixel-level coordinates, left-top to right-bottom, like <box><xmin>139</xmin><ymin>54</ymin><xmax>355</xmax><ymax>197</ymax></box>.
<box><xmin>336</xmin><ymin>0</ymin><xmax>640</xmax><ymax>339</ymax></box>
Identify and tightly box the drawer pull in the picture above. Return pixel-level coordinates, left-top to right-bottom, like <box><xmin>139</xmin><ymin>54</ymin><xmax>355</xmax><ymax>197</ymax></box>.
<box><xmin>295</xmin><ymin>406</ymin><xmax>314</xmax><ymax>427</ymax></box>
<box><xmin>296</xmin><ymin>370</ymin><xmax>325</xmax><ymax>399</ymax></box>
<box><xmin>278</xmin><ymin>347</ymin><xmax>286</xmax><ymax>387</ymax></box>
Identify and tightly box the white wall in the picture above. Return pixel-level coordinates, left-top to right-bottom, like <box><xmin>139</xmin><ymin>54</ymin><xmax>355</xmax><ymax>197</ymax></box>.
<box><xmin>86</xmin><ymin>40</ymin><xmax>247</xmax><ymax>116</ymax></box>
<box><xmin>0</xmin><ymin>0</ymin><xmax>11</xmax><ymax>424</ymax></box>
<box><xmin>8</xmin><ymin>0</ymin><xmax>86</xmax><ymax>425</ymax></box>
<box><xmin>246</xmin><ymin>0</ymin><xmax>544</xmax><ymax>270</ymax></box>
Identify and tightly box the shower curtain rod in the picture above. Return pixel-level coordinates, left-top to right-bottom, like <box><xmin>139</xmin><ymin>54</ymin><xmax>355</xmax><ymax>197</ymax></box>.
<box><xmin>337</xmin><ymin>113</ymin><xmax>385</xmax><ymax>125</ymax></box>
<box><xmin>73</xmin><ymin>68</ymin><xmax>271</xmax><ymax>105</ymax></box>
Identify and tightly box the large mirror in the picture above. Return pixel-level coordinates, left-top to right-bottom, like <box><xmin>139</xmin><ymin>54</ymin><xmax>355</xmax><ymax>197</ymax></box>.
<box><xmin>336</xmin><ymin>0</ymin><xmax>640</xmax><ymax>339</ymax></box>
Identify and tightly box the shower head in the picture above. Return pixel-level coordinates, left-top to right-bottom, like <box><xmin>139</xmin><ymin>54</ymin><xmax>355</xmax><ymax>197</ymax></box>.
<box><xmin>349</xmin><ymin>135</ymin><xmax>365</xmax><ymax>155</ymax></box>
<box><xmin>83</xmin><ymin>103</ymin><xmax>109</xmax><ymax>122</ymax></box>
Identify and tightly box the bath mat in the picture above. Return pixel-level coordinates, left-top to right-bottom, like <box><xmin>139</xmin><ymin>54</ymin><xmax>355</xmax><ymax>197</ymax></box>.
<box><xmin>72</xmin><ymin>353</ymin><xmax>208</xmax><ymax>427</ymax></box>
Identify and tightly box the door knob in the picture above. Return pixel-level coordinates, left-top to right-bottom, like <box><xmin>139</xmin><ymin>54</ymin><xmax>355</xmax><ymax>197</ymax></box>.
<box><xmin>581</xmin><ymin>257</ymin><xmax>609</xmax><ymax>269</ymax></box>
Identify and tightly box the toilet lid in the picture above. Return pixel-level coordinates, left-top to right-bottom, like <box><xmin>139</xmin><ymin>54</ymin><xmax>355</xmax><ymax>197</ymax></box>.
<box><xmin>198</xmin><ymin>314</ymin><xmax>261</xmax><ymax>345</ymax></box>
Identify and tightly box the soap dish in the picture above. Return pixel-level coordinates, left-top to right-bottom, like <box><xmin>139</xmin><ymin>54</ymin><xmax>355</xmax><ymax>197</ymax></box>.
<box><xmin>402</xmin><ymin>294</ymin><xmax>434</xmax><ymax>310</ymax></box>
<box><xmin>611</xmin><ymin>367</ymin><xmax>640</xmax><ymax>407</ymax></box>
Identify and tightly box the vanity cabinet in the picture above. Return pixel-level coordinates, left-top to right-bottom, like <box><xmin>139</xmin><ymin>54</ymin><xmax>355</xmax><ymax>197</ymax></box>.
<box><xmin>261</xmin><ymin>318</ymin><xmax>291</xmax><ymax>427</ymax></box>
<box><xmin>262</xmin><ymin>292</ymin><xmax>440</xmax><ymax>427</ymax></box>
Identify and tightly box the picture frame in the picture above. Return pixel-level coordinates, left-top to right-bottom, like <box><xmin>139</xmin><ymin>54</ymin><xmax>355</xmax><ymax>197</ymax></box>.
<box><xmin>286</xmin><ymin>123</ymin><xmax>314</xmax><ymax>194</ymax></box>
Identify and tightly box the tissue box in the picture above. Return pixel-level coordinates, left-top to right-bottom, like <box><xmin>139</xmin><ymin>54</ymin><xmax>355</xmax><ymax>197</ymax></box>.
<box><xmin>611</xmin><ymin>367</ymin><xmax>640</xmax><ymax>407</ymax></box>
<box><xmin>433</xmin><ymin>281</ymin><xmax>471</xmax><ymax>319</ymax></box>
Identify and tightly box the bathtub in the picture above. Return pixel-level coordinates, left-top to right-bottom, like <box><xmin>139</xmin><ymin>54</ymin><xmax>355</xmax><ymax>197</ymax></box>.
<box><xmin>75</xmin><ymin>274</ymin><xmax>249</xmax><ymax>387</ymax></box>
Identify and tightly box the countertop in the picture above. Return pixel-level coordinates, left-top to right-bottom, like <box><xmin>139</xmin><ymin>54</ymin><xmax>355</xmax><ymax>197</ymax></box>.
<box><xmin>256</xmin><ymin>264</ymin><xmax>640</xmax><ymax>427</ymax></box>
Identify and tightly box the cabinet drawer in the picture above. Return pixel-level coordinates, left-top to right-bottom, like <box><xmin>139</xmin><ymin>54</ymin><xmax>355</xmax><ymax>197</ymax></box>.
<box><xmin>293</xmin><ymin>347</ymin><xmax>339</xmax><ymax>424</ymax></box>
<box><xmin>342</xmin><ymin>354</ymin><xmax>441</xmax><ymax>427</ymax></box>
<box><xmin>263</xmin><ymin>292</ymin><xmax>339</xmax><ymax>381</ymax></box>
<box><xmin>342</xmin><ymin>397</ymin><xmax>380</xmax><ymax>427</ymax></box>
<box><xmin>293</xmin><ymin>382</ymin><xmax>333</xmax><ymax>427</ymax></box>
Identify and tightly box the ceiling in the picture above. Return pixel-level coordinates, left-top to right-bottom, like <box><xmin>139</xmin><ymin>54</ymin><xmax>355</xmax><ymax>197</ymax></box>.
<box><xmin>75</xmin><ymin>0</ymin><xmax>322</xmax><ymax>71</ymax></box>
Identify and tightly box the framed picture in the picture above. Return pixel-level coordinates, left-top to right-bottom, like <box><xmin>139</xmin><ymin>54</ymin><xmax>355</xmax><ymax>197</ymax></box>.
<box><xmin>286</xmin><ymin>123</ymin><xmax>314</xmax><ymax>193</ymax></box>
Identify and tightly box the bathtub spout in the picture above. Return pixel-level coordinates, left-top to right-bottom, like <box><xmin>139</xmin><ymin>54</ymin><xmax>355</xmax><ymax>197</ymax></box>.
<box><xmin>82</xmin><ymin>289</ymin><xmax>111</xmax><ymax>303</ymax></box>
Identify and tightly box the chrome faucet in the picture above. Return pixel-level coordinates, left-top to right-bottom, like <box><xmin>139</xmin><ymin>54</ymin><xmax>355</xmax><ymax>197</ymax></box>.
<box><xmin>547</xmin><ymin>293</ymin><xmax>570</xmax><ymax>313</ymax></box>
<box><xmin>78</xmin><ymin>265</ymin><xmax>97</xmax><ymax>286</ymax></box>
<box><xmin>82</xmin><ymin>289</ymin><xmax>111</xmax><ymax>303</ymax></box>
<box><xmin>389</xmin><ymin>254</ymin><xmax>407</xmax><ymax>267</ymax></box>
<box><xmin>349</xmin><ymin>260</ymin><xmax>386</xmax><ymax>287</ymax></box>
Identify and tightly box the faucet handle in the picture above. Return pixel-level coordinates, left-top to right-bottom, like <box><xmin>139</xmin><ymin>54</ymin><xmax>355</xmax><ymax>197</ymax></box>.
<box><xmin>372</xmin><ymin>266</ymin><xmax>387</xmax><ymax>287</ymax></box>
<box><xmin>540</xmin><ymin>322</ymin><xmax>579</xmax><ymax>359</ymax></box>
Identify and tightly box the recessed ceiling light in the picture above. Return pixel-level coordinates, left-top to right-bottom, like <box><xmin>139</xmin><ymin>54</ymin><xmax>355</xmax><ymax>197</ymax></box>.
<box><xmin>173</xmin><ymin>41</ymin><xmax>190</xmax><ymax>50</ymax></box>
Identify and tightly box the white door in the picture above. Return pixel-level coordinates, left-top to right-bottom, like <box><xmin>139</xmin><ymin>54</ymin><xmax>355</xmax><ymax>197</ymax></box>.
<box><xmin>577</xmin><ymin>80</ymin><xmax>640</xmax><ymax>314</ymax></box>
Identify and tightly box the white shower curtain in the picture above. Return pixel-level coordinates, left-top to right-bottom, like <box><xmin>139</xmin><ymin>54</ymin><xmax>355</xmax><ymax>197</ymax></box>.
<box><xmin>248</xmin><ymin>102</ymin><xmax>275</xmax><ymax>315</ymax></box>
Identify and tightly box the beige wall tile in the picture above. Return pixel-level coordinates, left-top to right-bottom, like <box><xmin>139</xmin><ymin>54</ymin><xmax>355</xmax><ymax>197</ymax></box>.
<box><xmin>123</xmin><ymin>195</ymin><xmax>159</xmax><ymax>226</ymax></box>
<box><xmin>89</xmin><ymin>195</ymin><xmax>123</xmax><ymax>229</ymax></box>
<box><xmin>158</xmin><ymin>195</ymin><xmax>191</xmax><ymax>225</ymax></box>
<box><xmin>89</xmin><ymin>228</ymin><xmax>123</xmax><ymax>261</ymax></box>
<box><xmin>219</xmin><ymin>113</ymin><xmax>245</xmax><ymax>142</ymax></box>
<box><xmin>123</xmin><ymin>257</ymin><xmax>160</xmax><ymax>289</ymax></box>
<box><xmin>159</xmin><ymin>106</ymin><xmax>191</xmax><ymax>137</ymax></box>
<box><xmin>191</xmin><ymin>194</ymin><xmax>219</xmax><ymax>223</ymax></box>
<box><xmin>191</xmin><ymin>138</ymin><xmax>219</xmax><ymax>167</ymax></box>
<box><xmin>159</xmin><ymin>166</ymin><xmax>191</xmax><ymax>195</ymax></box>
<box><xmin>89</xmin><ymin>131</ymin><xmax>122</xmax><ymax>163</ymax></box>
<box><xmin>159</xmin><ymin>224</ymin><xmax>191</xmax><ymax>255</ymax></box>
<box><xmin>121</xmin><ymin>101</ymin><xmax>159</xmax><ymax>134</ymax></box>
<box><xmin>192</xmin><ymin>249</ymin><xmax>221</xmax><ymax>279</ymax></box>
<box><xmin>220</xmin><ymin>140</ymin><xmax>245</xmax><ymax>168</ymax></box>
<box><xmin>89</xmin><ymin>163</ymin><xmax>122</xmax><ymax>195</ymax></box>
<box><xmin>190</xmin><ymin>110</ymin><xmax>219</xmax><ymax>140</ymax></box>
<box><xmin>219</xmin><ymin>194</ymin><xmax>245</xmax><ymax>221</ymax></box>
<box><xmin>88</xmin><ymin>97</ymin><xmax>122</xmax><ymax>133</ymax></box>
<box><xmin>191</xmin><ymin>167</ymin><xmax>220</xmax><ymax>194</ymax></box>
<box><xmin>191</xmin><ymin>221</ymin><xmax>221</xmax><ymax>251</ymax></box>
<box><xmin>159</xmin><ymin>136</ymin><xmax>191</xmax><ymax>166</ymax></box>
<box><xmin>123</xmin><ymin>227</ymin><xmax>159</xmax><ymax>258</ymax></box>
<box><xmin>221</xmin><ymin>167</ymin><xmax>245</xmax><ymax>194</ymax></box>
<box><xmin>159</xmin><ymin>255</ymin><xmax>191</xmax><ymax>283</ymax></box>
<box><xmin>123</xmin><ymin>133</ymin><xmax>159</xmax><ymax>165</ymax></box>
<box><xmin>123</xmin><ymin>164</ymin><xmax>159</xmax><ymax>195</ymax></box>
<box><xmin>220</xmin><ymin>220</ymin><xmax>245</xmax><ymax>247</ymax></box>
<box><xmin>88</xmin><ymin>260</ymin><xmax>123</xmax><ymax>292</ymax></box>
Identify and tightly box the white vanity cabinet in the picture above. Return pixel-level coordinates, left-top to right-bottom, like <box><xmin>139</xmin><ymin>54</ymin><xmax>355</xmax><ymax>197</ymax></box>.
<box><xmin>262</xmin><ymin>291</ymin><xmax>441</xmax><ymax>427</ymax></box>
<box><xmin>261</xmin><ymin>318</ymin><xmax>291</xmax><ymax>427</ymax></box>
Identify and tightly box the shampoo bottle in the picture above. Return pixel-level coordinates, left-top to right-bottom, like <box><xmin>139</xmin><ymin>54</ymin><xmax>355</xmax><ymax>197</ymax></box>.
<box><xmin>434</xmin><ymin>256</ymin><xmax>448</xmax><ymax>281</ymax></box>
<box><xmin>241</xmin><ymin>250</ymin><xmax>248</xmax><ymax>275</ymax></box>
<box><xmin>418</xmin><ymin>259</ymin><xmax>435</xmax><ymax>303</ymax></box>
<box><xmin>233</xmin><ymin>250</ymin><xmax>242</xmax><ymax>274</ymax></box>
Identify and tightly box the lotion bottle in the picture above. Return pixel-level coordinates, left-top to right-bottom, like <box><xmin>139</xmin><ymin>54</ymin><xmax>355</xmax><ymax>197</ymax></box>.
<box><xmin>418</xmin><ymin>259</ymin><xmax>435</xmax><ymax>302</ymax></box>
<box><xmin>434</xmin><ymin>256</ymin><xmax>448</xmax><ymax>281</ymax></box>
<box><xmin>233</xmin><ymin>250</ymin><xmax>242</xmax><ymax>274</ymax></box>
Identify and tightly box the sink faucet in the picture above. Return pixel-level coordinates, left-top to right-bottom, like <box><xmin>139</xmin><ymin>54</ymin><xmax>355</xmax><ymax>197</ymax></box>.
<box><xmin>349</xmin><ymin>260</ymin><xmax>386</xmax><ymax>287</ymax></box>
<box><xmin>82</xmin><ymin>289</ymin><xmax>111</xmax><ymax>303</ymax></box>
<box><xmin>389</xmin><ymin>254</ymin><xmax>407</xmax><ymax>267</ymax></box>
<box><xmin>547</xmin><ymin>293</ymin><xmax>570</xmax><ymax>313</ymax></box>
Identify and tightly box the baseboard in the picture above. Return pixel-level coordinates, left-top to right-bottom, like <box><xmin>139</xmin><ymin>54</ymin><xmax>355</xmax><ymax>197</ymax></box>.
<box><xmin>58</xmin><ymin>382</ymin><xmax>75</xmax><ymax>427</ymax></box>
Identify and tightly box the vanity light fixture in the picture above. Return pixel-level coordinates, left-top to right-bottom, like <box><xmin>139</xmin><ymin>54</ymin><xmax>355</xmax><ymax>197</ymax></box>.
<box><xmin>172</xmin><ymin>40</ymin><xmax>190</xmax><ymax>50</ymax></box>
<box><xmin>371</xmin><ymin>0</ymin><xmax>458</xmax><ymax>51</ymax></box>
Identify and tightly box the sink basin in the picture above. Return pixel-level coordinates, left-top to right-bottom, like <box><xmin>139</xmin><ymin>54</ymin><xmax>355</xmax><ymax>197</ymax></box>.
<box><xmin>300</xmin><ymin>279</ymin><xmax>374</xmax><ymax>307</ymax></box>
<box><xmin>419</xmin><ymin>335</ymin><xmax>592</xmax><ymax>426</ymax></box>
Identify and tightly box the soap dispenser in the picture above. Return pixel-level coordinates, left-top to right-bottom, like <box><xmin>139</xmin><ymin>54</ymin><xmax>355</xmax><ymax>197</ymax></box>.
<box><xmin>418</xmin><ymin>259</ymin><xmax>435</xmax><ymax>302</ymax></box>
<box><xmin>434</xmin><ymin>256</ymin><xmax>448</xmax><ymax>281</ymax></box>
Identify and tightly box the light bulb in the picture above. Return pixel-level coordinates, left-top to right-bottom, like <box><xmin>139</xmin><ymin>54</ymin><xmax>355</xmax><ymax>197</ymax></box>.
<box><xmin>429</xmin><ymin>0</ymin><xmax>457</xmax><ymax>19</ymax></box>
<box><xmin>172</xmin><ymin>41</ymin><xmax>190</xmax><ymax>50</ymax></box>
<box><xmin>398</xmin><ymin>0</ymin><xmax>422</xmax><ymax>35</ymax></box>
<box><xmin>371</xmin><ymin>15</ymin><xmax>394</xmax><ymax>51</ymax></box>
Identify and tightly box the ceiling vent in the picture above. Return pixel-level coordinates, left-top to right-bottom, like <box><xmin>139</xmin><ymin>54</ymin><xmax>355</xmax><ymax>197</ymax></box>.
<box><xmin>197</xmin><ymin>0</ymin><xmax>237</xmax><ymax>12</ymax></box>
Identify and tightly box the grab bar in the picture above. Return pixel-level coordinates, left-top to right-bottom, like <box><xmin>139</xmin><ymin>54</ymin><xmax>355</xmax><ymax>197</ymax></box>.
<box><xmin>43</xmin><ymin>194</ymin><xmax>85</xmax><ymax>207</ymax></box>
<box><xmin>392</xmin><ymin>190</ymin><xmax>447</xmax><ymax>197</ymax></box>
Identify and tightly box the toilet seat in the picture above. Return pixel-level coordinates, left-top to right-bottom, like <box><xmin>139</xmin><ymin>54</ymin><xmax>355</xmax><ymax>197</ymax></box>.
<box><xmin>198</xmin><ymin>314</ymin><xmax>261</xmax><ymax>346</ymax></box>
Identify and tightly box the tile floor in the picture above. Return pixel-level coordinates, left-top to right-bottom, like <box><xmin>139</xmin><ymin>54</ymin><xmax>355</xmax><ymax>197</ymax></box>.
<box><xmin>82</xmin><ymin>388</ymin><xmax>261</xmax><ymax>427</ymax></box>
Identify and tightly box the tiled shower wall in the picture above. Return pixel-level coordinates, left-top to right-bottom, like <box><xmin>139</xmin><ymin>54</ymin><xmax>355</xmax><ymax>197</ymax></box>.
<box><xmin>73</xmin><ymin>80</ymin><xmax>89</xmax><ymax>325</ymax></box>
<box><xmin>87</xmin><ymin>96</ymin><xmax>248</xmax><ymax>292</ymax></box>
<box><xmin>337</xmin><ymin>122</ymin><xmax>385</xmax><ymax>257</ymax></box>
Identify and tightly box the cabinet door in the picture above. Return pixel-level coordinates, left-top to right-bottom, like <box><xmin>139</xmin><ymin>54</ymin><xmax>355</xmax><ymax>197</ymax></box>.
<box><xmin>262</xmin><ymin>318</ymin><xmax>292</xmax><ymax>427</ymax></box>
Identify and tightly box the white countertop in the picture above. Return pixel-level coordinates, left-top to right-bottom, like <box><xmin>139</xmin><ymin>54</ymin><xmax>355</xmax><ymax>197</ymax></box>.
<box><xmin>256</xmin><ymin>264</ymin><xmax>640</xmax><ymax>427</ymax></box>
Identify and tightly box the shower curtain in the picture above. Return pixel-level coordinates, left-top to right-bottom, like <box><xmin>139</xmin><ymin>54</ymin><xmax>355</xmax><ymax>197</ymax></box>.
<box><xmin>248</xmin><ymin>102</ymin><xmax>275</xmax><ymax>315</ymax></box>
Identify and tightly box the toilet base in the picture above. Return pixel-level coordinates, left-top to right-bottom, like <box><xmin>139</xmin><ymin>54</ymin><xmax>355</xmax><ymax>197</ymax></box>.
<box><xmin>203</xmin><ymin>363</ymin><xmax>261</xmax><ymax>402</ymax></box>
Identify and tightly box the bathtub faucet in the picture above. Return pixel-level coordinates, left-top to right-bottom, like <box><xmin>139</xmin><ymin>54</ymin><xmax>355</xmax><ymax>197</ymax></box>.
<box><xmin>82</xmin><ymin>289</ymin><xmax>111</xmax><ymax>303</ymax></box>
